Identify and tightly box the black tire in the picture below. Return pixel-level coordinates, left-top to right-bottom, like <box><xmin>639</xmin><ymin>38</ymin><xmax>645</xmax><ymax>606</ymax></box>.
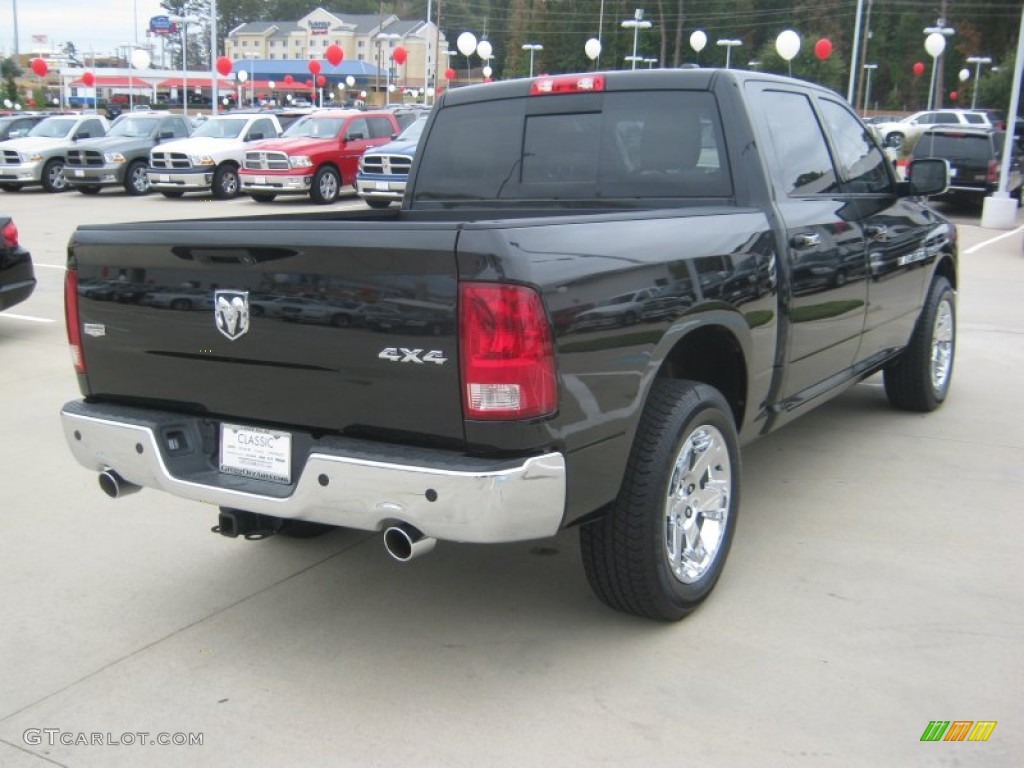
<box><xmin>883</xmin><ymin>276</ymin><xmax>955</xmax><ymax>412</ymax></box>
<box><xmin>310</xmin><ymin>166</ymin><xmax>340</xmax><ymax>204</ymax></box>
<box><xmin>161</xmin><ymin>190</ymin><xmax>185</xmax><ymax>199</ymax></box>
<box><xmin>621</xmin><ymin>311</ymin><xmax>638</xmax><ymax>326</ymax></box>
<box><xmin>330</xmin><ymin>313</ymin><xmax>351</xmax><ymax>328</ymax></box>
<box><xmin>76</xmin><ymin>185</ymin><xmax>102</xmax><ymax>195</ymax></box>
<box><xmin>169</xmin><ymin>298</ymin><xmax>192</xmax><ymax>311</ymax></box>
<box><xmin>124</xmin><ymin>160</ymin><xmax>150</xmax><ymax>195</ymax></box>
<box><xmin>0</xmin><ymin>183</ymin><xmax>21</xmax><ymax>192</ymax></box>
<box><xmin>250</xmin><ymin>193</ymin><xmax>276</xmax><ymax>203</ymax></box>
<box><xmin>365</xmin><ymin>198</ymin><xmax>392</xmax><ymax>209</ymax></box>
<box><xmin>579</xmin><ymin>380</ymin><xmax>740</xmax><ymax>621</ymax></box>
<box><xmin>212</xmin><ymin>163</ymin><xmax>240</xmax><ymax>199</ymax></box>
<box><xmin>41</xmin><ymin>158</ymin><xmax>68</xmax><ymax>192</ymax></box>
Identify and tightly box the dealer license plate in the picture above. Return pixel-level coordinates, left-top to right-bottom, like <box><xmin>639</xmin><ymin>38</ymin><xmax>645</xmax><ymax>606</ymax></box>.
<box><xmin>159</xmin><ymin>174</ymin><xmax>170</xmax><ymax>182</ymax></box>
<box><xmin>73</xmin><ymin>169</ymin><xmax>85</xmax><ymax>177</ymax></box>
<box><xmin>254</xmin><ymin>175</ymin><xmax>266</xmax><ymax>185</ymax></box>
<box><xmin>375</xmin><ymin>181</ymin><xmax>390</xmax><ymax>191</ymax></box>
<box><xmin>219</xmin><ymin>423</ymin><xmax>292</xmax><ymax>484</ymax></box>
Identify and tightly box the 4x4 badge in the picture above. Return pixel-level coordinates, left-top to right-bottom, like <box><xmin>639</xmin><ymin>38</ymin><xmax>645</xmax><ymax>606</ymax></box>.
<box><xmin>214</xmin><ymin>290</ymin><xmax>250</xmax><ymax>341</ymax></box>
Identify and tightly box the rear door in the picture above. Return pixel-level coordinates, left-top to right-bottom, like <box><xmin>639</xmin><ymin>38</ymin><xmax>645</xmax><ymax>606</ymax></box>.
<box><xmin>747</xmin><ymin>83</ymin><xmax>869</xmax><ymax>400</ymax></box>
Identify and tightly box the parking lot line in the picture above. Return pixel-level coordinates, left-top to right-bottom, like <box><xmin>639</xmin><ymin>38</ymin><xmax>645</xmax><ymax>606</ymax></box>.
<box><xmin>0</xmin><ymin>313</ymin><xmax>56</xmax><ymax>324</ymax></box>
<box><xmin>963</xmin><ymin>223</ymin><xmax>1024</xmax><ymax>255</ymax></box>
<box><xmin>32</xmin><ymin>263</ymin><xmax>66</xmax><ymax>270</ymax></box>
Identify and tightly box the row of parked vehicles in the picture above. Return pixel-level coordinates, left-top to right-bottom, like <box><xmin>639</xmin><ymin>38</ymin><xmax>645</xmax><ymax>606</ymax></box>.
<box><xmin>0</xmin><ymin>106</ymin><xmax>428</xmax><ymax>207</ymax></box>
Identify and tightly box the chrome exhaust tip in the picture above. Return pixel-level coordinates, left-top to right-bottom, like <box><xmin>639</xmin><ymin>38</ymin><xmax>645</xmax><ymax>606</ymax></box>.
<box><xmin>383</xmin><ymin>523</ymin><xmax>436</xmax><ymax>562</ymax></box>
<box><xmin>98</xmin><ymin>469</ymin><xmax>141</xmax><ymax>499</ymax></box>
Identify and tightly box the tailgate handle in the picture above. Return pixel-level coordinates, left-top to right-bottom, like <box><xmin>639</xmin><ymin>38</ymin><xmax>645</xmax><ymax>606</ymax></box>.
<box><xmin>790</xmin><ymin>232</ymin><xmax>821</xmax><ymax>249</ymax></box>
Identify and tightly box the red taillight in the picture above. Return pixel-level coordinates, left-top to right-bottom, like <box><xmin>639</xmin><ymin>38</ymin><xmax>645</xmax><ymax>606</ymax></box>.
<box><xmin>530</xmin><ymin>75</ymin><xmax>605</xmax><ymax>96</ymax></box>
<box><xmin>1</xmin><ymin>220</ymin><xmax>17</xmax><ymax>249</ymax></box>
<box><xmin>987</xmin><ymin>159</ymin><xmax>998</xmax><ymax>184</ymax></box>
<box><xmin>64</xmin><ymin>270</ymin><xmax>86</xmax><ymax>374</ymax></box>
<box><xmin>459</xmin><ymin>283</ymin><xmax>556</xmax><ymax>421</ymax></box>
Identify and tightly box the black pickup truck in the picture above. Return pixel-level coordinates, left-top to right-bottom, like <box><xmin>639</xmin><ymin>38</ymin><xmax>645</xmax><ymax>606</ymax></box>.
<box><xmin>60</xmin><ymin>70</ymin><xmax>956</xmax><ymax>621</ymax></box>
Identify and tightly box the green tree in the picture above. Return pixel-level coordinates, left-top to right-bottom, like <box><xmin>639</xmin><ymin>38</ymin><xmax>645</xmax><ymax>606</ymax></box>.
<box><xmin>1</xmin><ymin>57</ymin><xmax>21</xmax><ymax>104</ymax></box>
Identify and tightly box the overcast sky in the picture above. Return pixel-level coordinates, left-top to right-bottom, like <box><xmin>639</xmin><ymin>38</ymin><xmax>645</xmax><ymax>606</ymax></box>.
<box><xmin>1</xmin><ymin>0</ymin><xmax>179</xmax><ymax>58</ymax></box>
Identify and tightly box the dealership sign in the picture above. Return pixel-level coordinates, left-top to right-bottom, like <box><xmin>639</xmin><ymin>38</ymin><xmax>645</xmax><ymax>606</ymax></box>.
<box><xmin>149</xmin><ymin>16</ymin><xmax>178</xmax><ymax>35</ymax></box>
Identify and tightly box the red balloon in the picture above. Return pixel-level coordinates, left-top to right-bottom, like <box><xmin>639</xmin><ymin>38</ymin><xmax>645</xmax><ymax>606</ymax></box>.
<box><xmin>216</xmin><ymin>56</ymin><xmax>233</xmax><ymax>77</ymax></box>
<box><xmin>284</xmin><ymin>74</ymin><xmax>294</xmax><ymax>84</ymax></box>
<box><xmin>325</xmin><ymin>44</ymin><xmax>344</xmax><ymax>67</ymax></box>
<box><xmin>814</xmin><ymin>39</ymin><xmax>832</xmax><ymax>61</ymax></box>
<box><xmin>444</xmin><ymin>68</ymin><xmax>456</xmax><ymax>81</ymax></box>
<box><xmin>305</xmin><ymin>79</ymin><xmax>313</xmax><ymax>88</ymax></box>
<box><xmin>30</xmin><ymin>58</ymin><xmax>47</xmax><ymax>77</ymax></box>
<box><xmin>308</xmin><ymin>60</ymin><xmax>321</xmax><ymax>76</ymax></box>
<box><xmin>913</xmin><ymin>61</ymin><xmax>925</xmax><ymax>77</ymax></box>
<box><xmin>950</xmin><ymin>90</ymin><xmax>958</xmax><ymax>101</ymax></box>
<box><xmin>82</xmin><ymin>71</ymin><xmax>95</xmax><ymax>87</ymax></box>
<box><xmin>392</xmin><ymin>46</ymin><xmax>407</xmax><ymax>66</ymax></box>
<box><xmin>316</xmin><ymin>75</ymin><xmax>326</xmax><ymax>87</ymax></box>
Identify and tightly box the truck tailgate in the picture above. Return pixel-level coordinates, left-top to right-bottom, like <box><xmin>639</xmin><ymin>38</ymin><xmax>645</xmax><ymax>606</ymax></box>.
<box><xmin>70</xmin><ymin>218</ymin><xmax>464</xmax><ymax>443</ymax></box>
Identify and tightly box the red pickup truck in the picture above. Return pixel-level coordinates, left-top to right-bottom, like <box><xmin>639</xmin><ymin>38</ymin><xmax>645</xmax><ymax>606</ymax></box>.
<box><xmin>239</xmin><ymin>109</ymin><xmax>399</xmax><ymax>204</ymax></box>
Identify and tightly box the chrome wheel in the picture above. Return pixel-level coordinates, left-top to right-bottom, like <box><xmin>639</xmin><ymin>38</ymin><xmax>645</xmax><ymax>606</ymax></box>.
<box><xmin>664</xmin><ymin>424</ymin><xmax>731</xmax><ymax>584</ymax></box>
<box><xmin>931</xmin><ymin>296</ymin><xmax>954</xmax><ymax>393</ymax></box>
<box><xmin>128</xmin><ymin>163</ymin><xmax>149</xmax><ymax>194</ymax></box>
<box><xmin>318</xmin><ymin>171</ymin><xmax>338</xmax><ymax>200</ymax></box>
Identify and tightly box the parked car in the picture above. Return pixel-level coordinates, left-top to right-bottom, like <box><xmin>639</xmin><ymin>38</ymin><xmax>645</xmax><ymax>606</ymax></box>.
<box><xmin>871</xmin><ymin>109</ymin><xmax>992</xmax><ymax>150</ymax></box>
<box><xmin>65</xmin><ymin>112</ymin><xmax>192</xmax><ymax>195</ymax></box>
<box><xmin>909</xmin><ymin>125</ymin><xmax>1023</xmax><ymax>206</ymax></box>
<box><xmin>0</xmin><ymin>113</ymin><xmax>49</xmax><ymax>141</ymax></box>
<box><xmin>239</xmin><ymin>110</ymin><xmax>400</xmax><ymax>204</ymax></box>
<box><xmin>0</xmin><ymin>213</ymin><xmax>34</xmax><ymax>311</ymax></box>
<box><xmin>356</xmin><ymin>115</ymin><xmax>427</xmax><ymax>208</ymax></box>
<box><xmin>147</xmin><ymin>113</ymin><xmax>282</xmax><ymax>199</ymax></box>
<box><xmin>0</xmin><ymin>114</ymin><xmax>109</xmax><ymax>192</ymax></box>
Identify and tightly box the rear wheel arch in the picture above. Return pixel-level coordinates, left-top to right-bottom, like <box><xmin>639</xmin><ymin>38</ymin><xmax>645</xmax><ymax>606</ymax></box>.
<box><xmin>656</xmin><ymin>323</ymin><xmax>749</xmax><ymax>432</ymax></box>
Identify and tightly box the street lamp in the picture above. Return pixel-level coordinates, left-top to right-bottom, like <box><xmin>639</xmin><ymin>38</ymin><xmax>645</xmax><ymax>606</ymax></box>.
<box><xmin>923</xmin><ymin>22</ymin><xmax>954</xmax><ymax>110</ymax></box>
<box><xmin>643</xmin><ymin>57</ymin><xmax>658</xmax><ymax>69</ymax></box>
<box><xmin>966</xmin><ymin>55</ymin><xmax>992</xmax><ymax>109</ymax></box>
<box><xmin>621</xmin><ymin>9</ymin><xmax>652</xmax><ymax>70</ymax></box>
<box><xmin>716</xmin><ymin>39</ymin><xmax>742</xmax><ymax>69</ymax></box>
<box><xmin>169</xmin><ymin>15</ymin><xmax>199</xmax><ymax>117</ymax></box>
<box><xmin>376</xmin><ymin>32</ymin><xmax>400</xmax><ymax>104</ymax></box>
<box><xmin>862</xmin><ymin>63</ymin><xmax>878</xmax><ymax>114</ymax></box>
<box><xmin>522</xmin><ymin>43</ymin><xmax>543</xmax><ymax>77</ymax></box>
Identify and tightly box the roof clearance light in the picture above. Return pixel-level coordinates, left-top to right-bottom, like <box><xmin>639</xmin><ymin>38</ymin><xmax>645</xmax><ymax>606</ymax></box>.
<box><xmin>530</xmin><ymin>75</ymin><xmax>605</xmax><ymax>96</ymax></box>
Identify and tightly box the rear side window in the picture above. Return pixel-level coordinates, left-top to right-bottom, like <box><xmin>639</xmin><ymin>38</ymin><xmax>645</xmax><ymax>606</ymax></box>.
<box><xmin>412</xmin><ymin>91</ymin><xmax>732</xmax><ymax>203</ymax></box>
<box><xmin>963</xmin><ymin>113</ymin><xmax>986</xmax><ymax>125</ymax></box>
<box><xmin>752</xmin><ymin>89</ymin><xmax>838</xmax><ymax>195</ymax></box>
<box><xmin>917</xmin><ymin>133</ymin><xmax>992</xmax><ymax>161</ymax></box>
<box><xmin>367</xmin><ymin>117</ymin><xmax>395</xmax><ymax>139</ymax></box>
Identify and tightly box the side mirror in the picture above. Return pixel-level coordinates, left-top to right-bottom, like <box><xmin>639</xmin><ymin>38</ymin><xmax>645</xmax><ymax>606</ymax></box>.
<box><xmin>158</xmin><ymin>131</ymin><xmax>174</xmax><ymax>141</ymax></box>
<box><xmin>902</xmin><ymin>158</ymin><xmax>949</xmax><ymax>197</ymax></box>
<box><xmin>247</xmin><ymin>132</ymin><xmax>264</xmax><ymax>141</ymax></box>
<box><xmin>345</xmin><ymin>132</ymin><xmax>366</xmax><ymax>142</ymax></box>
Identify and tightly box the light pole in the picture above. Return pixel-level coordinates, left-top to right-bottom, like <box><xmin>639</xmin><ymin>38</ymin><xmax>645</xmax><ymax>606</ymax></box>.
<box><xmin>966</xmin><ymin>55</ymin><xmax>992</xmax><ymax>109</ymax></box>
<box><xmin>716</xmin><ymin>39</ymin><xmax>741</xmax><ymax>69</ymax></box>
<box><xmin>376</xmin><ymin>32</ymin><xmax>400</xmax><ymax>105</ymax></box>
<box><xmin>923</xmin><ymin>22</ymin><xmax>954</xmax><ymax>110</ymax></box>
<box><xmin>643</xmin><ymin>57</ymin><xmax>658</xmax><ymax>69</ymax></box>
<box><xmin>244</xmin><ymin>51</ymin><xmax>257</xmax><ymax>107</ymax></box>
<box><xmin>170</xmin><ymin>16</ymin><xmax>198</xmax><ymax>117</ymax></box>
<box><xmin>522</xmin><ymin>43</ymin><xmax>543</xmax><ymax>77</ymax></box>
<box><xmin>621</xmin><ymin>9</ymin><xmax>652</xmax><ymax>70</ymax></box>
<box><xmin>862</xmin><ymin>63</ymin><xmax>878</xmax><ymax>114</ymax></box>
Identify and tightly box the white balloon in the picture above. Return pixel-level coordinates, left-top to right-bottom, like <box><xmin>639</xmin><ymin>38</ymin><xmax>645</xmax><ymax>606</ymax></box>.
<box><xmin>359</xmin><ymin>90</ymin><xmax>367</xmax><ymax>98</ymax></box>
<box><xmin>457</xmin><ymin>32</ymin><xmax>477</xmax><ymax>57</ymax></box>
<box><xmin>924</xmin><ymin>32</ymin><xmax>946</xmax><ymax>58</ymax></box>
<box><xmin>345</xmin><ymin>75</ymin><xmax>355</xmax><ymax>87</ymax></box>
<box><xmin>585</xmin><ymin>38</ymin><xmax>602</xmax><ymax>61</ymax></box>
<box><xmin>476</xmin><ymin>40</ymin><xmax>492</xmax><ymax>60</ymax></box>
<box><xmin>775</xmin><ymin>30</ymin><xmax>801</xmax><ymax>62</ymax></box>
<box><xmin>3</xmin><ymin>99</ymin><xmax>11</xmax><ymax>109</ymax></box>
<box><xmin>958</xmin><ymin>67</ymin><xmax>971</xmax><ymax>82</ymax></box>
<box><xmin>237</xmin><ymin>70</ymin><xmax>248</xmax><ymax>82</ymax></box>
<box><xmin>482</xmin><ymin>65</ymin><xmax>493</xmax><ymax>78</ymax></box>
<box><xmin>268</xmin><ymin>80</ymin><xmax>276</xmax><ymax>88</ymax></box>
<box><xmin>427</xmin><ymin>86</ymin><xmax>435</xmax><ymax>97</ymax></box>
<box><xmin>130</xmin><ymin>48</ymin><xmax>151</xmax><ymax>69</ymax></box>
<box><xmin>388</xmin><ymin>83</ymin><xmax>396</xmax><ymax>92</ymax></box>
<box><xmin>690</xmin><ymin>30</ymin><xmax>707</xmax><ymax>54</ymax></box>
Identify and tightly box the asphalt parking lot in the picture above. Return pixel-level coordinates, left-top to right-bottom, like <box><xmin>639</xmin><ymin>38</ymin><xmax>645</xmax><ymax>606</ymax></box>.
<box><xmin>1</xmin><ymin>188</ymin><xmax>1022</xmax><ymax>767</ymax></box>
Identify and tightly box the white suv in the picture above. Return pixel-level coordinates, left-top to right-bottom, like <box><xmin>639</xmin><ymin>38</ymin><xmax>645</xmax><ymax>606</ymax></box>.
<box><xmin>872</xmin><ymin>109</ymin><xmax>992</xmax><ymax>149</ymax></box>
<box><xmin>147</xmin><ymin>113</ymin><xmax>282</xmax><ymax>199</ymax></box>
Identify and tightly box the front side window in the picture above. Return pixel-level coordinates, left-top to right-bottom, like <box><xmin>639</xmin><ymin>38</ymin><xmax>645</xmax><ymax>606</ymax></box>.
<box><xmin>29</xmin><ymin>117</ymin><xmax>76</xmax><ymax>138</ymax></box>
<box><xmin>752</xmin><ymin>89</ymin><xmax>837</xmax><ymax>195</ymax></box>
<box><xmin>819</xmin><ymin>99</ymin><xmax>892</xmax><ymax>194</ymax></box>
